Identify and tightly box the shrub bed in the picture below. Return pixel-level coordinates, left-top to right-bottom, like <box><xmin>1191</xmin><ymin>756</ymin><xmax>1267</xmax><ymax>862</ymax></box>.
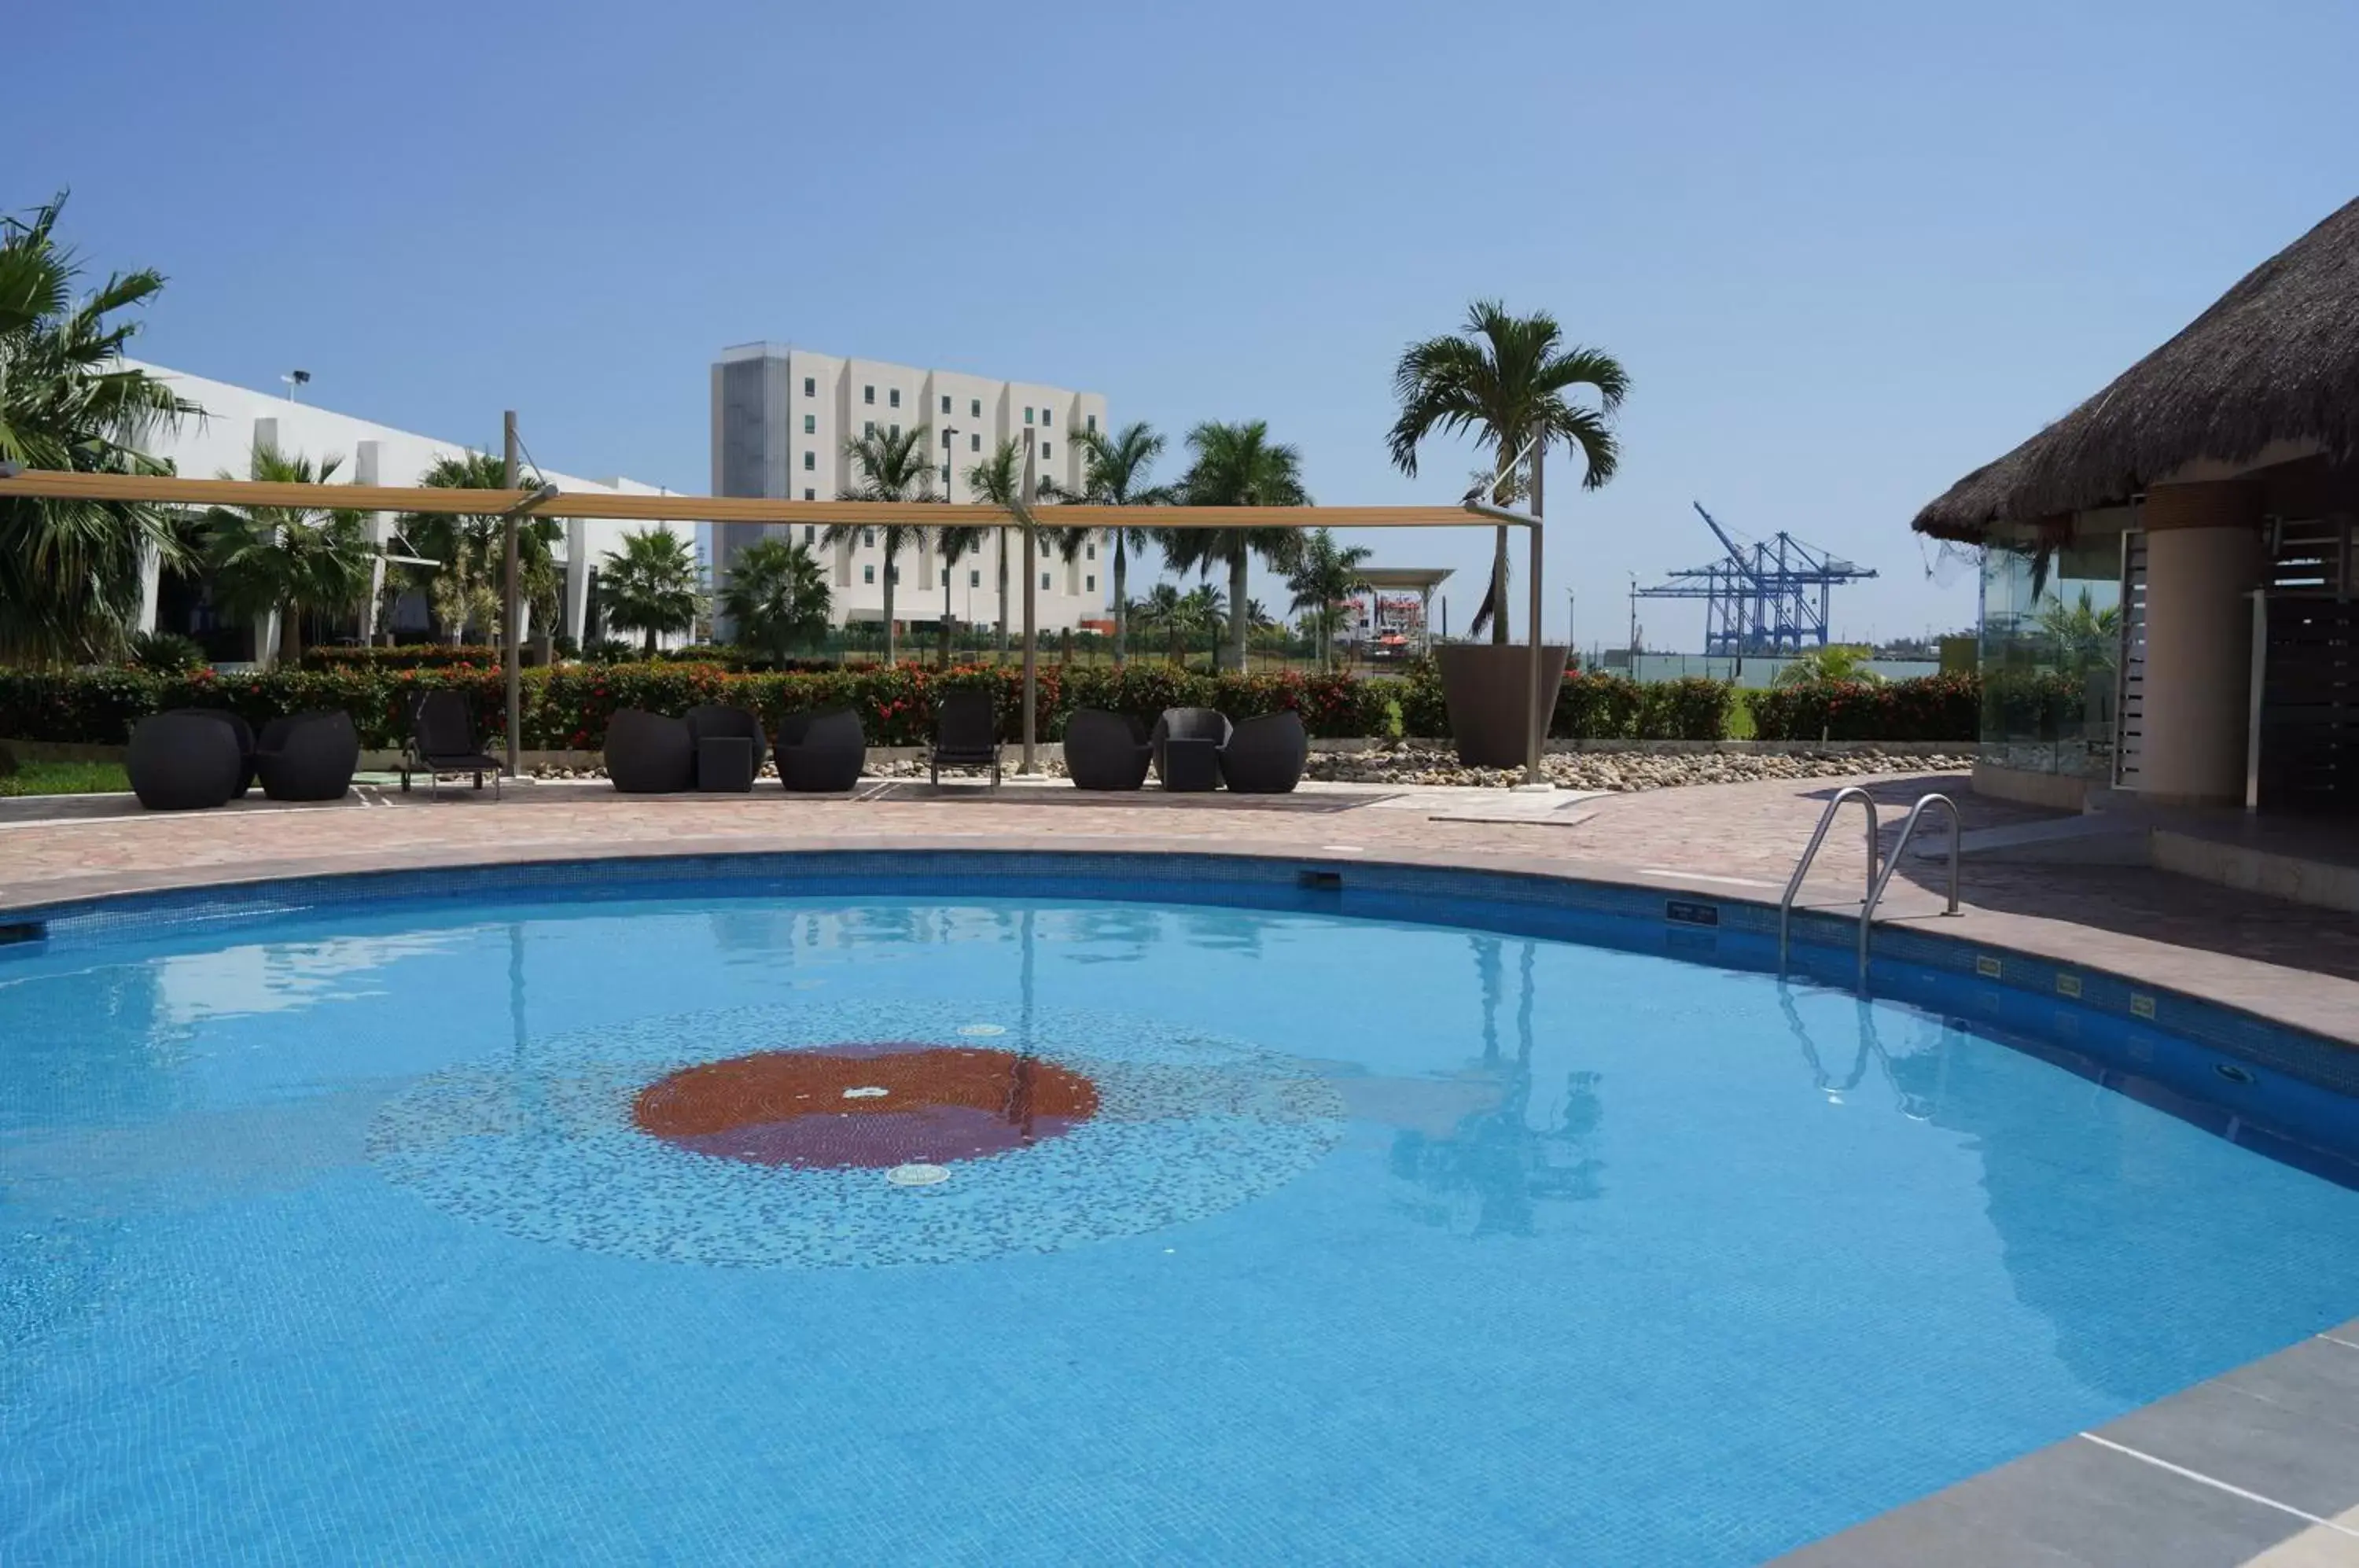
<box><xmin>1744</xmin><ymin>672</ymin><xmax>1980</xmax><ymax>742</ymax></box>
<box><xmin>1397</xmin><ymin>662</ymin><xmax>1734</xmax><ymax>742</ymax></box>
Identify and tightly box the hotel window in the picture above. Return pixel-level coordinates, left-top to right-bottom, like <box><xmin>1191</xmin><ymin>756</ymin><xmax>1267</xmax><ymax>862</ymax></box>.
<box><xmin>1024</xmin><ymin>407</ymin><xmax>1034</xmax><ymax>425</ymax></box>
<box><xmin>941</xmin><ymin>430</ymin><xmax>953</xmax><ymax>448</ymax></box>
<box><xmin>970</xmin><ymin>432</ymin><xmax>981</xmax><ymax>452</ymax></box>
<box><xmin>1039</xmin><ymin>538</ymin><xmax>1051</xmax><ymax>558</ymax></box>
<box><xmin>804</xmin><ymin>377</ymin><xmax>815</xmax><ymax>396</ymax></box>
<box><xmin>891</xmin><ymin>424</ymin><xmax>901</xmax><ymax>439</ymax></box>
<box><xmin>803</xmin><ymin>451</ymin><xmax>815</xmax><ymax>471</ymax></box>
<box><xmin>970</xmin><ymin>569</ymin><xmax>981</xmax><ymax>587</ymax></box>
<box><xmin>863</xmin><ymin>421</ymin><xmax>874</xmax><ymax>437</ymax></box>
<box><xmin>863</xmin><ymin>529</ymin><xmax>876</xmax><ymax>547</ymax></box>
<box><xmin>803</xmin><ymin>414</ymin><xmax>815</xmax><ymax>434</ymax></box>
<box><xmin>1041</xmin><ymin>441</ymin><xmax>1051</xmax><ymax>460</ymax></box>
<box><xmin>804</xmin><ymin>525</ymin><xmax>815</xmax><ymax>544</ymax></box>
<box><xmin>1042</xmin><ymin>409</ymin><xmax>1052</xmax><ymax>428</ymax></box>
<box><xmin>1087</xmin><ymin>414</ymin><xmax>1098</xmax><ymax>433</ymax></box>
<box><xmin>970</xmin><ymin>398</ymin><xmax>981</xmax><ymax>418</ymax></box>
<box><xmin>803</xmin><ymin>491</ymin><xmax>815</xmax><ymax>504</ymax></box>
<box><xmin>940</xmin><ymin>465</ymin><xmax>951</xmax><ymax>485</ymax></box>
<box><xmin>1086</xmin><ymin>575</ymin><xmax>1095</xmax><ymax>592</ymax></box>
<box><xmin>1085</xmin><ymin>543</ymin><xmax>1096</xmax><ymax>561</ymax></box>
<box><xmin>940</xmin><ymin>395</ymin><xmax>951</xmax><ymax>414</ymax></box>
<box><xmin>889</xmin><ymin>389</ymin><xmax>901</xmax><ymax>409</ymax></box>
<box><xmin>1040</xmin><ymin>572</ymin><xmax>1052</xmax><ymax>590</ymax></box>
<box><xmin>863</xmin><ymin>565</ymin><xmax>875</xmax><ymax>583</ymax></box>
<box><xmin>863</xmin><ymin>385</ymin><xmax>875</xmax><ymax>404</ymax></box>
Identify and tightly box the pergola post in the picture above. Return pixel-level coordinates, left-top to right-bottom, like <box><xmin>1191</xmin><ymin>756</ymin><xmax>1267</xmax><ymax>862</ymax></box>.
<box><xmin>502</xmin><ymin>410</ymin><xmax>521</xmax><ymax>778</ymax></box>
<box><xmin>1019</xmin><ymin>439</ymin><xmax>1040</xmax><ymax>775</ymax></box>
<box><xmin>1523</xmin><ymin>431</ymin><xmax>1548</xmax><ymax>790</ymax></box>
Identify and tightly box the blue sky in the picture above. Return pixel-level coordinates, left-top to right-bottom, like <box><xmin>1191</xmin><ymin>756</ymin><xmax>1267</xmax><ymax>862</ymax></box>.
<box><xmin>13</xmin><ymin>0</ymin><xmax>2357</xmax><ymax>650</ymax></box>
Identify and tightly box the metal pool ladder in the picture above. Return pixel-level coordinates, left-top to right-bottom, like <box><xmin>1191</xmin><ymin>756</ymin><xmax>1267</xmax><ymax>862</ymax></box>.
<box><xmin>1777</xmin><ymin>789</ymin><xmax>1963</xmax><ymax>984</ymax></box>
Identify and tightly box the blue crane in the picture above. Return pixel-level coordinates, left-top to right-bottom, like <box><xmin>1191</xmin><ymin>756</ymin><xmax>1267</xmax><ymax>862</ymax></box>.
<box><xmin>1631</xmin><ymin>503</ymin><xmax>1877</xmax><ymax>656</ymax></box>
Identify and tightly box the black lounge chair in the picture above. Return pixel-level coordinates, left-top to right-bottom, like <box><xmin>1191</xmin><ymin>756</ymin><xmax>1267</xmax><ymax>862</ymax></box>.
<box><xmin>685</xmin><ymin>704</ymin><xmax>768</xmax><ymax>793</ymax></box>
<box><xmin>1220</xmin><ymin>710</ymin><xmax>1308</xmax><ymax>794</ymax></box>
<box><xmin>605</xmin><ymin>709</ymin><xmax>696</xmax><ymax>793</ymax></box>
<box><xmin>127</xmin><ymin>711</ymin><xmax>246</xmax><ymax>811</ymax></box>
<box><xmin>929</xmin><ymin>688</ymin><xmax>1002</xmax><ymax>789</ymax></box>
<box><xmin>1151</xmin><ymin>707</ymin><xmax>1231</xmax><ymax>792</ymax></box>
<box><xmin>254</xmin><ymin>711</ymin><xmax>360</xmax><ymax>802</ymax></box>
<box><xmin>775</xmin><ymin>709</ymin><xmax>867</xmax><ymax>793</ymax></box>
<box><xmin>161</xmin><ymin>707</ymin><xmax>256</xmax><ymax>797</ymax></box>
<box><xmin>402</xmin><ymin>689</ymin><xmax>504</xmax><ymax>799</ymax></box>
<box><xmin>1063</xmin><ymin>708</ymin><xmax>1152</xmax><ymax>791</ymax></box>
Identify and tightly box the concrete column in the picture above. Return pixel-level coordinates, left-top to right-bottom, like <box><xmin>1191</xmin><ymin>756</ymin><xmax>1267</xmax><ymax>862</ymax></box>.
<box><xmin>2137</xmin><ymin>481</ymin><xmax>2263</xmax><ymax>804</ymax></box>
<box><xmin>565</xmin><ymin>518</ymin><xmax>591</xmax><ymax>646</ymax></box>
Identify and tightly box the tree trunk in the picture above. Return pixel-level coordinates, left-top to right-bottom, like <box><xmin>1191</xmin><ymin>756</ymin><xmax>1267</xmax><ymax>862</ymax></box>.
<box><xmin>1112</xmin><ymin>539</ymin><xmax>1128</xmax><ymax>670</ymax></box>
<box><xmin>1489</xmin><ymin>525</ymin><xmax>1511</xmax><ymax>644</ymax></box>
<box><xmin>642</xmin><ymin>627</ymin><xmax>657</xmax><ymax>657</ymax></box>
<box><xmin>995</xmin><ymin>535</ymin><xmax>1010</xmax><ymax>657</ymax></box>
<box><xmin>1228</xmin><ymin>545</ymin><xmax>1249</xmax><ymax>673</ymax></box>
<box><xmin>279</xmin><ymin>603</ymin><xmax>303</xmax><ymax>666</ymax></box>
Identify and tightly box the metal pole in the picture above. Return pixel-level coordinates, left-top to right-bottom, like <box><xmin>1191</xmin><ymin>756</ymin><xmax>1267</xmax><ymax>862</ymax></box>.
<box><xmin>1523</xmin><ymin>430</ymin><xmax>1547</xmax><ymax>788</ymax></box>
<box><xmin>502</xmin><ymin>410</ymin><xmax>521</xmax><ymax>778</ymax></box>
<box><xmin>1020</xmin><ymin>439</ymin><xmax>1039</xmax><ymax>774</ymax></box>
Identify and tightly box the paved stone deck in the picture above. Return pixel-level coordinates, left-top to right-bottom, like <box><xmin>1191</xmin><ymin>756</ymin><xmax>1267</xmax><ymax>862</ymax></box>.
<box><xmin>9</xmin><ymin>767</ymin><xmax>2359</xmax><ymax>1565</ymax></box>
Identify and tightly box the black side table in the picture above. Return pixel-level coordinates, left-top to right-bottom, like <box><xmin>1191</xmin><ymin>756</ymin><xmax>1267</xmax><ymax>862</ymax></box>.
<box><xmin>696</xmin><ymin>735</ymin><xmax>756</xmax><ymax>793</ymax></box>
<box><xmin>1159</xmin><ymin>736</ymin><xmax>1222</xmax><ymax>793</ymax></box>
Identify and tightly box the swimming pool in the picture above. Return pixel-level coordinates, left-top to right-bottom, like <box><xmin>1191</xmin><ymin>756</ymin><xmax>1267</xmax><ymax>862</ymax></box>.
<box><xmin>7</xmin><ymin>853</ymin><xmax>2359</xmax><ymax>1564</ymax></box>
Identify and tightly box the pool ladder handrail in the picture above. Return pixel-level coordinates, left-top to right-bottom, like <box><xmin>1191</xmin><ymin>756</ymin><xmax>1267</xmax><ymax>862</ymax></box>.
<box><xmin>1776</xmin><ymin>786</ymin><xmax>1879</xmax><ymax>974</ymax></box>
<box><xmin>1857</xmin><ymin>792</ymin><xmax>1963</xmax><ymax>983</ymax></box>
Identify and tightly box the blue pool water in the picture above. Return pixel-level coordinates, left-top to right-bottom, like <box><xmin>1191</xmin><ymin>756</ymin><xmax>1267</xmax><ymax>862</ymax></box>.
<box><xmin>8</xmin><ymin>870</ymin><xmax>2359</xmax><ymax>1564</ymax></box>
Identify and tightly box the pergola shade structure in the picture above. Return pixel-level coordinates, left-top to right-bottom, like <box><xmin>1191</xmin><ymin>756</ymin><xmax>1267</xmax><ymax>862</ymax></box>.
<box><xmin>1909</xmin><ymin>196</ymin><xmax>2359</xmax><ymax>812</ymax></box>
<box><xmin>0</xmin><ymin>469</ymin><xmax>1557</xmax><ymax>782</ymax></box>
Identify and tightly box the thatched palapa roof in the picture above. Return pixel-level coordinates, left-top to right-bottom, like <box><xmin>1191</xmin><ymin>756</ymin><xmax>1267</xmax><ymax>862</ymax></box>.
<box><xmin>1914</xmin><ymin>196</ymin><xmax>2359</xmax><ymax>540</ymax></box>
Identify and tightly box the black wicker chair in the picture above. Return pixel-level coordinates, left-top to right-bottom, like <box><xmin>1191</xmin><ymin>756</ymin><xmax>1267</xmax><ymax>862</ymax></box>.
<box><xmin>1063</xmin><ymin>708</ymin><xmax>1152</xmax><ymax>791</ymax></box>
<box><xmin>127</xmin><ymin>711</ymin><xmax>246</xmax><ymax>811</ymax></box>
<box><xmin>775</xmin><ymin>709</ymin><xmax>867</xmax><ymax>793</ymax></box>
<box><xmin>929</xmin><ymin>689</ymin><xmax>1002</xmax><ymax>789</ymax></box>
<box><xmin>403</xmin><ymin>689</ymin><xmax>504</xmax><ymax>799</ymax></box>
<box><xmin>161</xmin><ymin>707</ymin><xmax>256</xmax><ymax>797</ymax></box>
<box><xmin>685</xmin><ymin>704</ymin><xmax>768</xmax><ymax>791</ymax></box>
<box><xmin>1151</xmin><ymin>707</ymin><xmax>1232</xmax><ymax>792</ymax></box>
<box><xmin>254</xmin><ymin>711</ymin><xmax>360</xmax><ymax>802</ymax></box>
<box><xmin>1220</xmin><ymin>710</ymin><xmax>1308</xmax><ymax>793</ymax></box>
<box><xmin>604</xmin><ymin>709</ymin><xmax>696</xmax><ymax>793</ymax></box>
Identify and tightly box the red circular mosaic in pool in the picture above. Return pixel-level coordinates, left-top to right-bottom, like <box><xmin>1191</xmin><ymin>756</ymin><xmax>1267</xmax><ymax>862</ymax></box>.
<box><xmin>632</xmin><ymin>1042</ymin><xmax>1101</xmax><ymax>1169</ymax></box>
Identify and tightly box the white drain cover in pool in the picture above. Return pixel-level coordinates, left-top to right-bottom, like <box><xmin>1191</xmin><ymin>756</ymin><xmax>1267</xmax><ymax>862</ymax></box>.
<box><xmin>887</xmin><ymin>1163</ymin><xmax>951</xmax><ymax>1187</ymax></box>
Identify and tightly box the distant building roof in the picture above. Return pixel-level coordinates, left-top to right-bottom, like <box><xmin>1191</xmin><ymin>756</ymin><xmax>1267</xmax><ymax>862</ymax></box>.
<box><xmin>1356</xmin><ymin>567</ymin><xmax>1454</xmax><ymax>591</ymax></box>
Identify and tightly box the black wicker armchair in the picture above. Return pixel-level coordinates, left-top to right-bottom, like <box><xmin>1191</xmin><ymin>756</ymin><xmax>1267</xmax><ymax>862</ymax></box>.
<box><xmin>1219</xmin><ymin>710</ymin><xmax>1308</xmax><ymax>793</ymax></box>
<box><xmin>1063</xmin><ymin>708</ymin><xmax>1153</xmax><ymax>791</ymax></box>
<box><xmin>775</xmin><ymin>709</ymin><xmax>867</xmax><ymax>793</ymax></box>
<box><xmin>1151</xmin><ymin>707</ymin><xmax>1232</xmax><ymax>792</ymax></box>
<box><xmin>253</xmin><ymin>711</ymin><xmax>360</xmax><ymax>802</ymax></box>
<box><xmin>126</xmin><ymin>711</ymin><xmax>247</xmax><ymax>811</ymax></box>
<box><xmin>160</xmin><ymin>708</ymin><xmax>256</xmax><ymax>797</ymax></box>
<box><xmin>685</xmin><ymin>704</ymin><xmax>769</xmax><ymax>791</ymax></box>
<box><xmin>604</xmin><ymin>709</ymin><xmax>696</xmax><ymax>793</ymax></box>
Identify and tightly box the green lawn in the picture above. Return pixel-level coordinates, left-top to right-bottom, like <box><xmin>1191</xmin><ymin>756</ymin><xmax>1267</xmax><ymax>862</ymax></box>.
<box><xmin>0</xmin><ymin>759</ymin><xmax>131</xmax><ymax>797</ymax></box>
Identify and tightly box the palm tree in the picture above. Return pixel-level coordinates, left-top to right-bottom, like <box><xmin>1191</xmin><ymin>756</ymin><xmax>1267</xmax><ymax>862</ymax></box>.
<box><xmin>826</xmin><ymin>423</ymin><xmax>934</xmax><ymax>663</ymax></box>
<box><xmin>391</xmin><ymin>450</ymin><xmax>562</xmax><ymax>646</ymax></box>
<box><xmin>719</xmin><ymin>536</ymin><xmax>831</xmax><ymax>664</ymax></box>
<box><xmin>0</xmin><ymin>193</ymin><xmax>200</xmax><ymax>664</ymax></box>
<box><xmin>599</xmin><ymin>528</ymin><xmax>702</xmax><ymax>655</ymax></box>
<box><xmin>1166</xmin><ymin>420</ymin><xmax>1308</xmax><ymax>672</ymax></box>
<box><xmin>1389</xmin><ymin>300</ymin><xmax>1628</xmax><ymax>642</ymax></box>
<box><xmin>201</xmin><ymin>447</ymin><xmax>378</xmax><ymax>665</ymax></box>
<box><xmin>964</xmin><ymin>436</ymin><xmax>1025</xmax><ymax>657</ymax></box>
<box><xmin>1773</xmin><ymin>644</ymin><xmax>1882</xmax><ymax>686</ymax></box>
<box><xmin>1066</xmin><ymin>421</ymin><xmax>1170</xmax><ymax>667</ymax></box>
<box><xmin>2037</xmin><ymin>588</ymin><xmax>2122</xmax><ymax>675</ymax></box>
<box><xmin>1287</xmin><ymin>528</ymin><xmax>1375</xmax><ymax>669</ymax></box>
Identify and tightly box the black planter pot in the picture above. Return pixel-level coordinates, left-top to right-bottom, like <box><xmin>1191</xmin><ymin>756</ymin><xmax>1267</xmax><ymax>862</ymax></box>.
<box><xmin>1434</xmin><ymin>643</ymin><xmax>1569</xmax><ymax>768</ymax></box>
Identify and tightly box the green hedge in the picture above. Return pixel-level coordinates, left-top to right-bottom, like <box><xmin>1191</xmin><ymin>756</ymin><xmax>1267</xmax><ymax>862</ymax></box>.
<box><xmin>1397</xmin><ymin>662</ymin><xmax>1734</xmax><ymax>741</ymax></box>
<box><xmin>0</xmin><ymin>662</ymin><xmax>1393</xmax><ymax>751</ymax></box>
<box><xmin>1743</xmin><ymin>673</ymin><xmax>1979</xmax><ymax>742</ymax></box>
<box><xmin>300</xmin><ymin>645</ymin><xmax>504</xmax><ymax>670</ymax></box>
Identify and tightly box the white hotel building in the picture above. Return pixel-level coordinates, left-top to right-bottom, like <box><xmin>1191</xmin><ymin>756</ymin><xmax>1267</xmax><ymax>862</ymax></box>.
<box><xmin>710</xmin><ymin>343</ymin><xmax>1113</xmax><ymax>635</ymax></box>
<box><xmin>125</xmin><ymin>363</ymin><xmax>702</xmax><ymax>657</ymax></box>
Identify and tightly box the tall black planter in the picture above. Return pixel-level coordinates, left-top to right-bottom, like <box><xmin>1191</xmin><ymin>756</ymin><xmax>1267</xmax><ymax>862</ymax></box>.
<box><xmin>1434</xmin><ymin>643</ymin><xmax>1569</xmax><ymax>768</ymax></box>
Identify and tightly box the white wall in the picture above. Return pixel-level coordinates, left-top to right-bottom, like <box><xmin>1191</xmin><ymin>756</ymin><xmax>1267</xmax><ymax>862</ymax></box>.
<box><xmin>132</xmin><ymin>363</ymin><xmax>701</xmax><ymax>651</ymax></box>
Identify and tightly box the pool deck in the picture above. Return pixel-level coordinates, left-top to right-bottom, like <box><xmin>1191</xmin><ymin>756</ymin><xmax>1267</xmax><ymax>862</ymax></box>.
<box><xmin>8</xmin><ymin>766</ymin><xmax>2359</xmax><ymax>1566</ymax></box>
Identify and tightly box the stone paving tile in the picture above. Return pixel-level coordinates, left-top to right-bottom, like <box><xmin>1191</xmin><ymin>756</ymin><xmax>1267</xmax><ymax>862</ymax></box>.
<box><xmin>6</xmin><ymin>768</ymin><xmax>2359</xmax><ymax>1044</ymax></box>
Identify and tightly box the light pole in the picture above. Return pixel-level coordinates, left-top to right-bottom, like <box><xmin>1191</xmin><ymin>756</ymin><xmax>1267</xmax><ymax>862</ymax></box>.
<box><xmin>939</xmin><ymin>425</ymin><xmax>959</xmax><ymax>668</ymax></box>
<box><xmin>281</xmin><ymin>369</ymin><xmax>311</xmax><ymax>403</ymax></box>
<box><xmin>1566</xmin><ymin>587</ymin><xmax>1576</xmax><ymax>650</ymax></box>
